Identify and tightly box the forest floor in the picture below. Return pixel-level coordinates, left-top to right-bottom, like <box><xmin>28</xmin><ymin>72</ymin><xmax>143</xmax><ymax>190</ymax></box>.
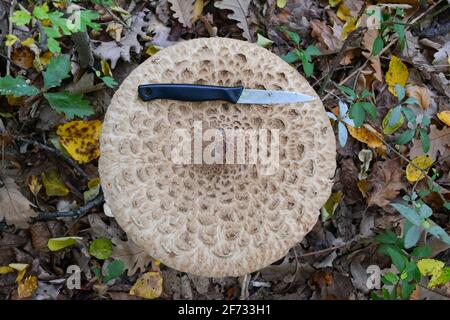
<box><xmin>0</xmin><ymin>0</ymin><xmax>449</xmax><ymax>300</ymax></box>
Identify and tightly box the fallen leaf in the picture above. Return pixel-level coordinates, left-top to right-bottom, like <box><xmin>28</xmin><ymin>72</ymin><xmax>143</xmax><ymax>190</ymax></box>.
<box><xmin>106</xmin><ymin>22</ymin><xmax>123</xmax><ymax>41</ymax></box>
<box><xmin>0</xmin><ymin>177</ymin><xmax>36</xmax><ymax>228</ymax></box>
<box><xmin>111</xmin><ymin>237</ymin><xmax>152</xmax><ymax>276</ymax></box>
<box><xmin>382</xmin><ymin>108</ymin><xmax>405</xmax><ymax>135</ymax></box>
<box><xmin>386</xmin><ymin>56</ymin><xmax>409</xmax><ymax>96</ymax></box>
<box><xmin>9</xmin><ymin>263</ymin><xmax>29</xmax><ymax>283</ymax></box>
<box><xmin>168</xmin><ymin>0</ymin><xmax>196</xmax><ymax>28</ymax></box>
<box><xmin>44</xmin><ymin>91</ymin><xmax>95</xmax><ymax>119</ymax></box>
<box><xmin>437</xmin><ymin>111</ymin><xmax>450</xmax><ymax>126</ymax></box>
<box><xmin>409</xmin><ymin>125</ymin><xmax>449</xmax><ymax>162</ymax></box>
<box><xmin>0</xmin><ymin>266</ymin><xmax>15</xmax><ymax>274</ymax></box>
<box><xmin>11</xmin><ymin>46</ymin><xmax>34</xmax><ymax>69</ymax></box>
<box><xmin>367</xmin><ymin>159</ymin><xmax>407</xmax><ymax>208</ymax></box>
<box><xmin>28</xmin><ymin>175</ymin><xmax>42</xmax><ymax>197</ymax></box>
<box><xmin>310</xmin><ymin>19</ymin><xmax>344</xmax><ymax>51</ymax></box>
<box><xmin>358</xmin><ymin>149</ymin><xmax>373</xmax><ymax>180</ymax></box>
<box><xmin>89</xmin><ymin>238</ymin><xmax>113</xmax><ymax>260</ymax></box>
<box><xmin>406</xmin><ymin>85</ymin><xmax>430</xmax><ymax>109</ymax></box>
<box><xmin>17</xmin><ymin>275</ymin><xmax>38</xmax><ymax>299</ymax></box>
<box><xmin>47</xmin><ymin>236</ymin><xmax>82</xmax><ymax>251</ymax></box>
<box><xmin>214</xmin><ymin>0</ymin><xmax>252</xmax><ymax>40</ymax></box>
<box><xmin>320</xmin><ymin>191</ymin><xmax>343</xmax><ymax>221</ymax></box>
<box><xmin>41</xmin><ymin>169</ymin><xmax>69</xmax><ymax>197</ymax></box>
<box><xmin>129</xmin><ymin>271</ymin><xmax>163</xmax><ymax>299</ymax></box>
<box><xmin>57</xmin><ymin>120</ymin><xmax>102</xmax><ymax>164</ymax></box>
<box><xmin>346</xmin><ymin>124</ymin><xmax>383</xmax><ymax>148</ymax></box>
<box><xmin>406</xmin><ymin>155</ymin><xmax>433</xmax><ymax>183</ymax></box>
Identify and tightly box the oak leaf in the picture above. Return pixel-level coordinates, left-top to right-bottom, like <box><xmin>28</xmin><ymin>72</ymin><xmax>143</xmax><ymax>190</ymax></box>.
<box><xmin>214</xmin><ymin>0</ymin><xmax>252</xmax><ymax>40</ymax></box>
<box><xmin>168</xmin><ymin>0</ymin><xmax>196</xmax><ymax>28</ymax></box>
<box><xmin>367</xmin><ymin>159</ymin><xmax>407</xmax><ymax>208</ymax></box>
<box><xmin>111</xmin><ymin>237</ymin><xmax>152</xmax><ymax>276</ymax></box>
<box><xmin>0</xmin><ymin>177</ymin><xmax>36</xmax><ymax>228</ymax></box>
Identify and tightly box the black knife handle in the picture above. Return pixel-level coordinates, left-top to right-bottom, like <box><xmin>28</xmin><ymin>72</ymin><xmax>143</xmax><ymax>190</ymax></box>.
<box><xmin>138</xmin><ymin>84</ymin><xmax>244</xmax><ymax>103</ymax></box>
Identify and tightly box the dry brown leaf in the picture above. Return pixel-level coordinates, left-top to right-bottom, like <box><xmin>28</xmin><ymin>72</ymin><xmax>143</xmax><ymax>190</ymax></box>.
<box><xmin>361</xmin><ymin>29</ymin><xmax>383</xmax><ymax>82</ymax></box>
<box><xmin>406</xmin><ymin>85</ymin><xmax>430</xmax><ymax>109</ymax></box>
<box><xmin>310</xmin><ymin>19</ymin><xmax>344</xmax><ymax>51</ymax></box>
<box><xmin>214</xmin><ymin>0</ymin><xmax>252</xmax><ymax>40</ymax></box>
<box><xmin>111</xmin><ymin>237</ymin><xmax>152</xmax><ymax>276</ymax></box>
<box><xmin>11</xmin><ymin>47</ymin><xmax>34</xmax><ymax>69</ymax></box>
<box><xmin>0</xmin><ymin>177</ymin><xmax>36</xmax><ymax>229</ymax></box>
<box><xmin>367</xmin><ymin>159</ymin><xmax>407</xmax><ymax>208</ymax></box>
<box><xmin>409</xmin><ymin>125</ymin><xmax>450</xmax><ymax>163</ymax></box>
<box><xmin>168</xmin><ymin>0</ymin><xmax>196</xmax><ymax>28</ymax></box>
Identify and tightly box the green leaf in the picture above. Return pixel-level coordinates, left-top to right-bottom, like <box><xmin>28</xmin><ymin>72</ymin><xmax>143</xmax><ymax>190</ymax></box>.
<box><xmin>376</xmin><ymin>230</ymin><xmax>399</xmax><ymax>245</ymax></box>
<box><xmin>337</xmin><ymin>85</ymin><xmax>357</xmax><ymax>100</ymax></box>
<box><xmin>33</xmin><ymin>3</ymin><xmax>49</xmax><ymax>20</ymax></box>
<box><xmin>360</xmin><ymin>89</ymin><xmax>373</xmax><ymax>99</ymax></box>
<box><xmin>74</xmin><ymin>10</ymin><xmax>101</xmax><ymax>33</ymax></box>
<box><xmin>276</xmin><ymin>0</ymin><xmax>287</xmax><ymax>8</ymax></box>
<box><xmin>382</xmin><ymin>108</ymin><xmax>404</xmax><ymax>135</ymax></box>
<box><xmin>403</xmin><ymin>221</ymin><xmax>421</xmax><ymax>249</ymax></box>
<box><xmin>47</xmin><ymin>236</ymin><xmax>82</xmax><ymax>251</ymax></box>
<box><xmin>401</xmin><ymin>107</ymin><xmax>416</xmax><ymax>124</ymax></box>
<box><xmin>349</xmin><ymin>103</ymin><xmax>365</xmax><ymax>128</ymax></box>
<box><xmin>372</xmin><ymin>36</ymin><xmax>384</xmax><ymax>56</ymax></box>
<box><xmin>401</xmin><ymin>280</ymin><xmax>415</xmax><ymax>299</ymax></box>
<box><xmin>43</xmin><ymin>26</ymin><xmax>61</xmax><ymax>39</ymax></box>
<box><xmin>256</xmin><ymin>34</ymin><xmax>273</xmax><ymax>48</ymax></box>
<box><xmin>47</xmin><ymin>38</ymin><xmax>61</xmax><ymax>53</ymax></box>
<box><xmin>103</xmin><ymin>260</ymin><xmax>125</xmax><ymax>283</ymax></box>
<box><xmin>0</xmin><ymin>76</ymin><xmax>39</xmax><ymax>97</ymax></box>
<box><xmin>302</xmin><ymin>60</ymin><xmax>314</xmax><ymax>77</ymax></box>
<box><xmin>10</xmin><ymin>10</ymin><xmax>32</xmax><ymax>26</ymax></box>
<box><xmin>44</xmin><ymin>91</ymin><xmax>95</xmax><ymax>119</ymax></box>
<box><xmin>48</xmin><ymin>11</ymin><xmax>71</xmax><ymax>35</ymax></box>
<box><xmin>361</xmin><ymin>102</ymin><xmax>377</xmax><ymax>119</ymax></box>
<box><xmin>395</xmin><ymin>84</ymin><xmax>405</xmax><ymax>101</ymax></box>
<box><xmin>382</xmin><ymin>272</ymin><xmax>399</xmax><ymax>285</ymax></box>
<box><xmin>89</xmin><ymin>238</ymin><xmax>113</xmax><ymax>260</ymax></box>
<box><xmin>411</xmin><ymin>245</ymin><xmax>431</xmax><ymax>259</ymax></box>
<box><xmin>101</xmin><ymin>77</ymin><xmax>118</xmax><ymax>88</ymax></box>
<box><xmin>418</xmin><ymin>128</ymin><xmax>430</xmax><ymax>153</ymax></box>
<box><xmin>305</xmin><ymin>45</ymin><xmax>321</xmax><ymax>57</ymax></box>
<box><xmin>43</xmin><ymin>55</ymin><xmax>71</xmax><ymax>89</ymax></box>
<box><xmin>281</xmin><ymin>51</ymin><xmax>300</xmax><ymax>64</ymax></box>
<box><xmin>388</xmin><ymin>105</ymin><xmax>402</xmax><ymax>126</ymax></box>
<box><xmin>395</xmin><ymin>129</ymin><xmax>415</xmax><ymax>145</ymax></box>
<box><xmin>426</xmin><ymin>224</ymin><xmax>450</xmax><ymax>245</ymax></box>
<box><xmin>386</xmin><ymin>246</ymin><xmax>406</xmax><ymax>272</ymax></box>
<box><xmin>421</xmin><ymin>115</ymin><xmax>430</xmax><ymax>127</ymax></box>
<box><xmin>429</xmin><ymin>267</ymin><xmax>450</xmax><ymax>288</ymax></box>
<box><xmin>286</xmin><ymin>31</ymin><xmax>300</xmax><ymax>45</ymax></box>
<box><xmin>418</xmin><ymin>203</ymin><xmax>432</xmax><ymax>218</ymax></box>
<box><xmin>391</xmin><ymin>203</ymin><xmax>422</xmax><ymax>226</ymax></box>
<box><xmin>393</xmin><ymin>21</ymin><xmax>406</xmax><ymax>50</ymax></box>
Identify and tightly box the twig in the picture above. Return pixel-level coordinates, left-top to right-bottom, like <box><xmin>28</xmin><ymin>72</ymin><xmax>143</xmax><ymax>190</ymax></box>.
<box><xmin>6</xmin><ymin>0</ymin><xmax>17</xmax><ymax>75</ymax></box>
<box><xmin>37</xmin><ymin>193</ymin><xmax>104</xmax><ymax>220</ymax></box>
<box><xmin>101</xmin><ymin>4</ymin><xmax>131</xmax><ymax>30</ymax></box>
<box><xmin>12</xmin><ymin>136</ymin><xmax>90</xmax><ymax>182</ymax></box>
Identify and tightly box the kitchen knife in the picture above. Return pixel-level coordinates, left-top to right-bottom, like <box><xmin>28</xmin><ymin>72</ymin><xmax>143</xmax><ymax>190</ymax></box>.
<box><xmin>138</xmin><ymin>83</ymin><xmax>315</xmax><ymax>104</ymax></box>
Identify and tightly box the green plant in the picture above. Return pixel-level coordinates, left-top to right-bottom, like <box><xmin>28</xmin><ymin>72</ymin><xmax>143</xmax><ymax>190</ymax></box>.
<box><xmin>281</xmin><ymin>31</ymin><xmax>321</xmax><ymax>77</ymax></box>
<box><xmin>336</xmin><ymin>85</ymin><xmax>377</xmax><ymax>128</ymax></box>
<box><xmin>92</xmin><ymin>259</ymin><xmax>125</xmax><ymax>284</ymax></box>
<box><xmin>370</xmin><ymin>6</ymin><xmax>407</xmax><ymax>55</ymax></box>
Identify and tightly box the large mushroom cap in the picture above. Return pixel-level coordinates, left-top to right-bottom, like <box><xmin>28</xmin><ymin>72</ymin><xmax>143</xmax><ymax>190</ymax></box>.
<box><xmin>99</xmin><ymin>38</ymin><xmax>336</xmax><ymax>277</ymax></box>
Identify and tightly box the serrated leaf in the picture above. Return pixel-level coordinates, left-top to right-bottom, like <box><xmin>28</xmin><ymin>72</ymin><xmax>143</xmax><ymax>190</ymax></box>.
<box><xmin>0</xmin><ymin>76</ymin><xmax>39</xmax><ymax>97</ymax></box>
<box><xmin>43</xmin><ymin>55</ymin><xmax>71</xmax><ymax>89</ymax></box>
<box><xmin>11</xmin><ymin>11</ymin><xmax>32</xmax><ymax>26</ymax></box>
<box><xmin>168</xmin><ymin>0</ymin><xmax>196</xmax><ymax>28</ymax></box>
<box><xmin>89</xmin><ymin>238</ymin><xmax>113</xmax><ymax>260</ymax></box>
<box><xmin>111</xmin><ymin>238</ymin><xmax>151</xmax><ymax>276</ymax></box>
<box><xmin>33</xmin><ymin>3</ymin><xmax>49</xmax><ymax>20</ymax></box>
<box><xmin>47</xmin><ymin>236</ymin><xmax>82</xmax><ymax>251</ymax></box>
<box><xmin>287</xmin><ymin>31</ymin><xmax>300</xmax><ymax>45</ymax></box>
<box><xmin>417</xmin><ymin>259</ymin><xmax>444</xmax><ymax>277</ymax></box>
<box><xmin>214</xmin><ymin>0</ymin><xmax>252</xmax><ymax>40</ymax></box>
<box><xmin>44</xmin><ymin>91</ymin><xmax>94</xmax><ymax>119</ymax></box>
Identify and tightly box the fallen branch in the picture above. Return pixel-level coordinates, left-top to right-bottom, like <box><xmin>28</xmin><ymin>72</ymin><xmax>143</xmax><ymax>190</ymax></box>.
<box><xmin>12</xmin><ymin>136</ymin><xmax>90</xmax><ymax>182</ymax></box>
<box><xmin>37</xmin><ymin>193</ymin><xmax>104</xmax><ymax>220</ymax></box>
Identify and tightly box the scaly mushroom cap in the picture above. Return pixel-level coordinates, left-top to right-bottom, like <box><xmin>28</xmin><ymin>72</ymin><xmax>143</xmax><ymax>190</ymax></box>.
<box><xmin>99</xmin><ymin>38</ymin><xmax>336</xmax><ymax>277</ymax></box>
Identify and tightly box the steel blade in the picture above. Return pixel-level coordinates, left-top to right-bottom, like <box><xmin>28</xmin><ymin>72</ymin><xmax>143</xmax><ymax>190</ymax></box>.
<box><xmin>237</xmin><ymin>89</ymin><xmax>316</xmax><ymax>104</ymax></box>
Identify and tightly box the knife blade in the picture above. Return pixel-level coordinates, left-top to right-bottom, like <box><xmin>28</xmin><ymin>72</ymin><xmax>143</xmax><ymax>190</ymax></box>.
<box><xmin>138</xmin><ymin>84</ymin><xmax>315</xmax><ymax>104</ymax></box>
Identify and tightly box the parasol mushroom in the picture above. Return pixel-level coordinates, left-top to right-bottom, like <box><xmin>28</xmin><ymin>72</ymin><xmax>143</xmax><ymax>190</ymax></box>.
<box><xmin>99</xmin><ymin>38</ymin><xmax>336</xmax><ymax>277</ymax></box>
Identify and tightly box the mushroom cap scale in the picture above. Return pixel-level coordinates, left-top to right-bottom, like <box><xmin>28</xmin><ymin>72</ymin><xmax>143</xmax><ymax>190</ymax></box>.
<box><xmin>99</xmin><ymin>38</ymin><xmax>336</xmax><ymax>277</ymax></box>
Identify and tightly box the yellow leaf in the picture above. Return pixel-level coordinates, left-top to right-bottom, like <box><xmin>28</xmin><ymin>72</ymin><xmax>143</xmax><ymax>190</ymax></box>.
<box><xmin>145</xmin><ymin>45</ymin><xmax>161</xmax><ymax>57</ymax></box>
<box><xmin>346</xmin><ymin>124</ymin><xmax>383</xmax><ymax>148</ymax></box>
<box><xmin>406</xmin><ymin>155</ymin><xmax>433</xmax><ymax>183</ymax></box>
<box><xmin>341</xmin><ymin>17</ymin><xmax>357</xmax><ymax>40</ymax></box>
<box><xmin>382</xmin><ymin>108</ymin><xmax>405</xmax><ymax>135</ymax></box>
<box><xmin>337</xmin><ymin>4</ymin><xmax>351</xmax><ymax>21</ymax></box>
<box><xmin>386</xmin><ymin>56</ymin><xmax>408</xmax><ymax>96</ymax></box>
<box><xmin>417</xmin><ymin>259</ymin><xmax>444</xmax><ymax>277</ymax></box>
<box><xmin>129</xmin><ymin>272</ymin><xmax>163</xmax><ymax>299</ymax></box>
<box><xmin>329</xmin><ymin>0</ymin><xmax>342</xmax><ymax>7</ymax></box>
<box><xmin>9</xmin><ymin>263</ymin><xmax>29</xmax><ymax>283</ymax></box>
<box><xmin>101</xmin><ymin>60</ymin><xmax>113</xmax><ymax>77</ymax></box>
<box><xmin>28</xmin><ymin>175</ymin><xmax>42</xmax><ymax>196</ymax></box>
<box><xmin>320</xmin><ymin>191</ymin><xmax>343</xmax><ymax>221</ymax></box>
<box><xmin>437</xmin><ymin>111</ymin><xmax>450</xmax><ymax>126</ymax></box>
<box><xmin>7</xmin><ymin>95</ymin><xmax>24</xmax><ymax>106</ymax></box>
<box><xmin>21</xmin><ymin>37</ymin><xmax>35</xmax><ymax>47</ymax></box>
<box><xmin>42</xmin><ymin>169</ymin><xmax>69</xmax><ymax>197</ymax></box>
<box><xmin>57</xmin><ymin>120</ymin><xmax>102</xmax><ymax>164</ymax></box>
<box><xmin>277</xmin><ymin>0</ymin><xmax>287</xmax><ymax>8</ymax></box>
<box><xmin>17</xmin><ymin>275</ymin><xmax>38</xmax><ymax>299</ymax></box>
<box><xmin>5</xmin><ymin>34</ymin><xmax>18</xmax><ymax>47</ymax></box>
<box><xmin>47</xmin><ymin>236</ymin><xmax>82</xmax><ymax>251</ymax></box>
<box><xmin>39</xmin><ymin>51</ymin><xmax>53</xmax><ymax>66</ymax></box>
<box><xmin>0</xmin><ymin>266</ymin><xmax>15</xmax><ymax>274</ymax></box>
<box><xmin>193</xmin><ymin>0</ymin><xmax>204</xmax><ymax>22</ymax></box>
